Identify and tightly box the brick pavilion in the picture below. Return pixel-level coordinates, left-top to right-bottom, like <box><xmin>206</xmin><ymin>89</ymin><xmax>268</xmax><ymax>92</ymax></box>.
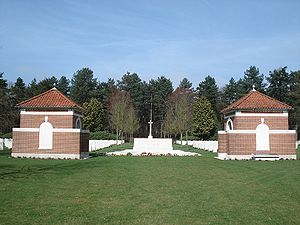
<box><xmin>12</xmin><ymin>87</ymin><xmax>89</xmax><ymax>159</ymax></box>
<box><xmin>218</xmin><ymin>88</ymin><xmax>297</xmax><ymax>160</ymax></box>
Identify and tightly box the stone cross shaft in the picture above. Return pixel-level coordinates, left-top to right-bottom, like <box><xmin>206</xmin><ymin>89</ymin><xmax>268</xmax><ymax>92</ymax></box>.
<box><xmin>148</xmin><ymin>120</ymin><xmax>153</xmax><ymax>139</ymax></box>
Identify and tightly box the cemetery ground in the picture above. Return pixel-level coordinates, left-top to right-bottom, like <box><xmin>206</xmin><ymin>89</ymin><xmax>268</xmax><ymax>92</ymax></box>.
<box><xmin>0</xmin><ymin>145</ymin><xmax>299</xmax><ymax>225</ymax></box>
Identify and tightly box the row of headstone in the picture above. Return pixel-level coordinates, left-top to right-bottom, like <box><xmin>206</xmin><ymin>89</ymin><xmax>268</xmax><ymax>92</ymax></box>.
<box><xmin>176</xmin><ymin>140</ymin><xmax>218</xmax><ymax>152</ymax></box>
<box><xmin>177</xmin><ymin>140</ymin><xmax>300</xmax><ymax>152</ymax></box>
<box><xmin>0</xmin><ymin>138</ymin><xmax>124</xmax><ymax>151</ymax></box>
<box><xmin>89</xmin><ymin>140</ymin><xmax>124</xmax><ymax>151</ymax></box>
<box><xmin>3</xmin><ymin>138</ymin><xmax>298</xmax><ymax>152</ymax></box>
<box><xmin>0</xmin><ymin>138</ymin><xmax>13</xmax><ymax>150</ymax></box>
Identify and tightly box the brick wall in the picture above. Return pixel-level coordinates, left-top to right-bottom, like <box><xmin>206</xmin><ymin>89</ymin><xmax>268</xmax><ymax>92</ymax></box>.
<box><xmin>227</xmin><ymin>133</ymin><xmax>256</xmax><ymax>155</ymax></box>
<box><xmin>12</xmin><ymin>131</ymin><xmax>83</xmax><ymax>154</ymax></box>
<box><xmin>20</xmin><ymin>114</ymin><xmax>74</xmax><ymax>128</ymax></box>
<box><xmin>217</xmin><ymin>133</ymin><xmax>228</xmax><ymax>153</ymax></box>
<box><xmin>233</xmin><ymin>116</ymin><xmax>288</xmax><ymax>130</ymax></box>
<box><xmin>270</xmin><ymin>133</ymin><xmax>297</xmax><ymax>154</ymax></box>
<box><xmin>219</xmin><ymin>132</ymin><xmax>296</xmax><ymax>155</ymax></box>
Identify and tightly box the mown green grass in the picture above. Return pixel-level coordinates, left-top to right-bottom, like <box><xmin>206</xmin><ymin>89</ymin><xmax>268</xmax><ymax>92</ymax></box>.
<box><xmin>0</xmin><ymin>146</ymin><xmax>299</xmax><ymax>225</ymax></box>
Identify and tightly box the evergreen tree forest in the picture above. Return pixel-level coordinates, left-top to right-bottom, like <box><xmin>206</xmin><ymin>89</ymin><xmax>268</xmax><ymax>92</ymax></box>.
<box><xmin>1</xmin><ymin>66</ymin><xmax>300</xmax><ymax>140</ymax></box>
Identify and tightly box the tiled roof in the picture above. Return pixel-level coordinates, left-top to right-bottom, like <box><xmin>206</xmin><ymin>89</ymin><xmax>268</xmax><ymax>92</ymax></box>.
<box><xmin>17</xmin><ymin>88</ymin><xmax>83</xmax><ymax>110</ymax></box>
<box><xmin>221</xmin><ymin>90</ymin><xmax>292</xmax><ymax>113</ymax></box>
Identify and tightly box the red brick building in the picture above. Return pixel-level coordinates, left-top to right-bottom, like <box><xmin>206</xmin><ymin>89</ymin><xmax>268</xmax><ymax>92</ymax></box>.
<box><xmin>12</xmin><ymin>87</ymin><xmax>89</xmax><ymax>159</ymax></box>
<box><xmin>218</xmin><ymin>89</ymin><xmax>297</xmax><ymax>160</ymax></box>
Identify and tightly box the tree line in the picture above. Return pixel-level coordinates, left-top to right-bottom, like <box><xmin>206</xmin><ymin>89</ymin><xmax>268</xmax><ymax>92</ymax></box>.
<box><xmin>0</xmin><ymin>65</ymin><xmax>299</xmax><ymax>140</ymax></box>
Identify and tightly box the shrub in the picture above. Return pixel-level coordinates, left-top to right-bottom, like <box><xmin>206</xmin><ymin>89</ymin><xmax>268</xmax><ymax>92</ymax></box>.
<box><xmin>89</xmin><ymin>131</ymin><xmax>116</xmax><ymax>140</ymax></box>
<box><xmin>1</xmin><ymin>132</ymin><xmax>12</xmax><ymax>139</ymax></box>
<box><xmin>182</xmin><ymin>135</ymin><xmax>215</xmax><ymax>141</ymax></box>
<box><xmin>89</xmin><ymin>152</ymin><xmax>107</xmax><ymax>157</ymax></box>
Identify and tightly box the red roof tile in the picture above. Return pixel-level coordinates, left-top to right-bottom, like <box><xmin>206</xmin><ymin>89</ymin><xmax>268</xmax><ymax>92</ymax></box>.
<box><xmin>17</xmin><ymin>88</ymin><xmax>83</xmax><ymax>110</ymax></box>
<box><xmin>221</xmin><ymin>90</ymin><xmax>292</xmax><ymax>114</ymax></box>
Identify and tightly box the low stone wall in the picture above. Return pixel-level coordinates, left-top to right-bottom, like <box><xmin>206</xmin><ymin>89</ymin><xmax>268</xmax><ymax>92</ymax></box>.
<box><xmin>89</xmin><ymin>140</ymin><xmax>124</xmax><ymax>151</ymax></box>
<box><xmin>176</xmin><ymin>140</ymin><xmax>218</xmax><ymax>152</ymax></box>
<box><xmin>0</xmin><ymin>138</ymin><xmax>13</xmax><ymax>150</ymax></box>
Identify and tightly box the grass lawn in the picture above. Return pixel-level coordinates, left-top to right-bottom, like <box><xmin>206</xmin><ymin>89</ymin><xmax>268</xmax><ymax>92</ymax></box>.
<box><xmin>0</xmin><ymin>146</ymin><xmax>300</xmax><ymax>225</ymax></box>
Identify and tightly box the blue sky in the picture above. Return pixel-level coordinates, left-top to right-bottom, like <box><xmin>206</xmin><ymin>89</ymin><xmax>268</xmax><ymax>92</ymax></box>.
<box><xmin>1</xmin><ymin>0</ymin><xmax>300</xmax><ymax>87</ymax></box>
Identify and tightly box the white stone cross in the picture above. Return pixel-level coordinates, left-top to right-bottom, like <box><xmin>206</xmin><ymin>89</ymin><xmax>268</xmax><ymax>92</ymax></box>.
<box><xmin>148</xmin><ymin>120</ymin><xmax>153</xmax><ymax>139</ymax></box>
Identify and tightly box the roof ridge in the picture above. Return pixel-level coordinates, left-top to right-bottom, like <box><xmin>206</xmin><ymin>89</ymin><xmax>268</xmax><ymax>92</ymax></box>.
<box><xmin>221</xmin><ymin>91</ymin><xmax>253</xmax><ymax>112</ymax></box>
<box><xmin>255</xmin><ymin>90</ymin><xmax>291</xmax><ymax>108</ymax></box>
<box><xmin>221</xmin><ymin>90</ymin><xmax>292</xmax><ymax>114</ymax></box>
<box><xmin>234</xmin><ymin>91</ymin><xmax>254</xmax><ymax>108</ymax></box>
<box><xmin>16</xmin><ymin>88</ymin><xmax>83</xmax><ymax>110</ymax></box>
<box><xmin>52</xmin><ymin>88</ymin><xmax>80</xmax><ymax>107</ymax></box>
<box><xmin>16</xmin><ymin>88</ymin><xmax>54</xmax><ymax>106</ymax></box>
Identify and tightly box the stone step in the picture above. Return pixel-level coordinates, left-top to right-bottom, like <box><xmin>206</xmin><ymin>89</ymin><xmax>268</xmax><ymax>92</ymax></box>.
<box><xmin>254</xmin><ymin>154</ymin><xmax>280</xmax><ymax>161</ymax></box>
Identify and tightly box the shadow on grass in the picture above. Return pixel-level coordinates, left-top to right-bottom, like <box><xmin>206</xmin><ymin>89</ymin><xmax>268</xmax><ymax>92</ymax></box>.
<box><xmin>89</xmin><ymin>143</ymin><xmax>134</xmax><ymax>157</ymax></box>
<box><xmin>173</xmin><ymin>144</ymin><xmax>217</xmax><ymax>158</ymax></box>
<box><xmin>0</xmin><ymin>150</ymin><xmax>112</xmax><ymax>180</ymax></box>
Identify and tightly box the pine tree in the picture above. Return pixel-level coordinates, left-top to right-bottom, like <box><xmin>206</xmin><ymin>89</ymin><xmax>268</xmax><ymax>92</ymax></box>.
<box><xmin>0</xmin><ymin>72</ymin><xmax>8</xmax><ymax>89</ymax></box>
<box><xmin>82</xmin><ymin>98</ymin><xmax>105</xmax><ymax>132</ymax></box>
<box><xmin>0</xmin><ymin>72</ymin><xmax>9</xmax><ymax>132</ymax></box>
<box><xmin>70</xmin><ymin>68</ymin><xmax>97</xmax><ymax>105</ymax></box>
<box><xmin>289</xmin><ymin>70</ymin><xmax>300</xmax><ymax>134</ymax></box>
<box><xmin>26</xmin><ymin>78</ymin><xmax>40</xmax><ymax>98</ymax></box>
<box><xmin>117</xmin><ymin>72</ymin><xmax>144</xmax><ymax>115</ymax></box>
<box><xmin>267</xmin><ymin>66</ymin><xmax>292</xmax><ymax>103</ymax></box>
<box><xmin>0</xmin><ymin>73</ymin><xmax>15</xmax><ymax>133</ymax></box>
<box><xmin>26</xmin><ymin>76</ymin><xmax>58</xmax><ymax>97</ymax></box>
<box><xmin>148</xmin><ymin>76</ymin><xmax>173</xmax><ymax>137</ymax></box>
<box><xmin>240</xmin><ymin>66</ymin><xmax>265</xmax><ymax>94</ymax></box>
<box><xmin>193</xmin><ymin>96</ymin><xmax>216</xmax><ymax>140</ymax></box>
<box><xmin>37</xmin><ymin>76</ymin><xmax>58</xmax><ymax>93</ymax></box>
<box><xmin>96</xmin><ymin>78</ymin><xmax>117</xmax><ymax>131</ymax></box>
<box><xmin>11</xmin><ymin>77</ymin><xmax>27</xmax><ymax>105</ymax></box>
<box><xmin>196</xmin><ymin>75</ymin><xmax>221</xmax><ymax>134</ymax></box>
<box><xmin>97</xmin><ymin>78</ymin><xmax>116</xmax><ymax>103</ymax></box>
<box><xmin>56</xmin><ymin>76</ymin><xmax>70</xmax><ymax>95</ymax></box>
<box><xmin>179</xmin><ymin>78</ymin><xmax>192</xmax><ymax>89</ymax></box>
<box><xmin>290</xmin><ymin>70</ymin><xmax>300</xmax><ymax>103</ymax></box>
<box><xmin>196</xmin><ymin>75</ymin><xmax>219</xmax><ymax>112</ymax></box>
<box><xmin>221</xmin><ymin>77</ymin><xmax>238</xmax><ymax>105</ymax></box>
<box><xmin>117</xmin><ymin>72</ymin><xmax>149</xmax><ymax>137</ymax></box>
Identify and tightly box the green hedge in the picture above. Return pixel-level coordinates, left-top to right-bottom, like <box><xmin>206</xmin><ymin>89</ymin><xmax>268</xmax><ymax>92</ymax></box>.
<box><xmin>1</xmin><ymin>132</ymin><xmax>12</xmax><ymax>139</ymax></box>
<box><xmin>90</xmin><ymin>131</ymin><xmax>116</xmax><ymax>140</ymax></box>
